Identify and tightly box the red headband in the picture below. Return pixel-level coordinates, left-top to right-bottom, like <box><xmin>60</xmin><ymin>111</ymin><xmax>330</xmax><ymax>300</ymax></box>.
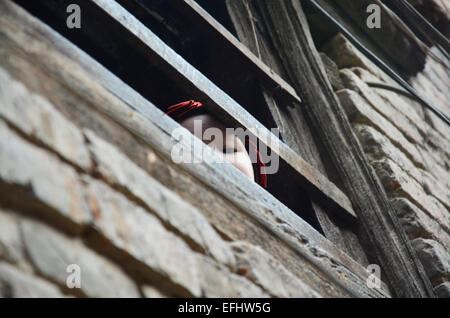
<box><xmin>167</xmin><ymin>100</ymin><xmax>267</xmax><ymax>188</ymax></box>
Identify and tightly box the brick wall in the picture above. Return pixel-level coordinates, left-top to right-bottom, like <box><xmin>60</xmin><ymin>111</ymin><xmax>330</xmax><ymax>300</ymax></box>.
<box><xmin>323</xmin><ymin>34</ymin><xmax>450</xmax><ymax>297</ymax></box>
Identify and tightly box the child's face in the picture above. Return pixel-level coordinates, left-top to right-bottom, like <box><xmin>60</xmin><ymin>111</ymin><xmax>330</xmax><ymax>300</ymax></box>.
<box><xmin>179</xmin><ymin>114</ymin><xmax>255</xmax><ymax>182</ymax></box>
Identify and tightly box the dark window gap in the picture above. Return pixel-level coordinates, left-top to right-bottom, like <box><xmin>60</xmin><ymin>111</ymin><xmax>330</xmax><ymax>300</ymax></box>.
<box><xmin>116</xmin><ymin>0</ymin><xmax>278</xmax><ymax>129</ymax></box>
<box><xmin>13</xmin><ymin>0</ymin><xmax>325</xmax><ymax>234</ymax></box>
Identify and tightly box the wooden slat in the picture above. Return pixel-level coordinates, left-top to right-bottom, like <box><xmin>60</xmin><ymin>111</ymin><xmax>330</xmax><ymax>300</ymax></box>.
<box><xmin>1</xmin><ymin>0</ymin><xmax>392</xmax><ymax>297</ymax></box>
<box><xmin>164</xmin><ymin>0</ymin><xmax>302</xmax><ymax>106</ymax></box>
<box><xmin>226</xmin><ymin>0</ymin><xmax>371</xmax><ymax>266</ymax></box>
<box><xmin>84</xmin><ymin>0</ymin><xmax>357</xmax><ymax>222</ymax></box>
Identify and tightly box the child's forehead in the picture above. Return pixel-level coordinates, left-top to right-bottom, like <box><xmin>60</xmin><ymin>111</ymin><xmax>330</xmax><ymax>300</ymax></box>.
<box><xmin>179</xmin><ymin>114</ymin><xmax>228</xmax><ymax>132</ymax></box>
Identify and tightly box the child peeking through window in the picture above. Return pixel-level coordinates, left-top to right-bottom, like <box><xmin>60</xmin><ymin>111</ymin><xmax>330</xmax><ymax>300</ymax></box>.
<box><xmin>167</xmin><ymin>100</ymin><xmax>267</xmax><ymax>188</ymax></box>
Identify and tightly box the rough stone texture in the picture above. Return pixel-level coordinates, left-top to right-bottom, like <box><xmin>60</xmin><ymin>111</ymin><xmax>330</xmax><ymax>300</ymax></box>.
<box><xmin>141</xmin><ymin>285</ymin><xmax>167</xmax><ymax>298</ymax></box>
<box><xmin>84</xmin><ymin>129</ymin><xmax>236</xmax><ymax>269</ymax></box>
<box><xmin>323</xmin><ymin>34</ymin><xmax>397</xmax><ymax>85</ymax></box>
<box><xmin>353</xmin><ymin>124</ymin><xmax>450</xmax><ymax>211</ymax></box>
<box><xmin>0</xmin><ymin>120</ymin><xmax>92</xmax><ymax>231</ymax></box>
<box><xmin>230</xmin><ymin>241</ymin><xmax>320</xmax><ymax>297</ymax></box>
<box><xmin>340</xmin><ymin>69</ymin><xmax>424</xmax><ymax>146</ymax></box>
<box><xmin>0</xmin><ymin>67</ymin><xmax>91</xmax><ymax>170</ymax></box>
<box><xmin>21</xmin><ymin>218</ymin><xmax>140</xmax><ymax>298</ymax></box>
<box><xmin>411</xmin><ymin>47</ymin><xmax>450</xmax><ymax>138</ymax></box>
<box><xmin>195</xmin><ymin>255</ymin><xmax>269</xmax><ymax>298</ymax></box>
<box><xmin>412</xmin><ymin>238</ymin><xmax>450</xmax><ymax>285</ymax></box>
<box><xmin>350</xmin><ymin>67</ymin><xmax>428</xmax><ymax>133</ymax></box>
<box><xmin>84</xmin><ymin>177</ymin><xmax>203</xmax><ymax>297</ymax></box>
<box><xmin>0</xmin><ymin>262</ymin><xmax>63</xmax><ymax>298</ymax></box>
<box><xmin>391</xmin><ymin>198</ymin><xmax>450</xmax><ymax>248</ymax></box>
<box><xmin>372</xmin><ymin>158</ymin><xmax>450</xmax><ymax>233</ymax></box>
<box><xmin>326</xmin><ymin>34</ymin><xmax>450</xmax><ymax>295</ymax></box>
<box><xmin>353</xmin><ymin>124</ymin><xmax>424</xmax><ymax>183</ymax></box>
<box><xmin>337</xmin><ymin>89</ymin><xmax>425</xmax><ymax>168</ymax></box>
<box><xmin>0</xmin><ymin>209</ymin><xmax>24</xmax><ymax>264</ymax></box>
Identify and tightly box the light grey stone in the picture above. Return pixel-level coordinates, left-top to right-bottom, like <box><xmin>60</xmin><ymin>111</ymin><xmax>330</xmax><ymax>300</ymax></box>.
<box><xmin>0</xmin><ymin>262</ymin><xmax>63</xmax><ymax>298</ymax></box>
<box><xmin>0</xmin><ymin>209</ymin><xmax>23</xmax><ymax>264</ymax></box>
<box><xmin>391</xmin><ymin>198</ymin><xmax>450</xmax><ymax>247</ymax></box>
<box><xmin>196</xmin><ymin>255</ymin><xmax>269</xmax><ymax>298</ymax></box>
<box><xmin>84</xmin><ymin>177</ymin><xmax>202</xmax><ymax>297</ymax></box>
<box><xmin>323</xmin><ymin>33</ymin><xmax>398</xmax><ymax>85</ymax></box>
<box><xmin>337</xmin><ymin>89</ymin><xmax>425</xmax><ymax>168</ymax></box>
<box><xmin>340</xmin><ymin>69</ymin><xmax>424</xmax><ymax>146</ymax></box>
<box><xmin>372</xmin><ymin>158</ymin><xmax>450</xmax><ymax>233</ymax></box>
<box><xmin>0</xmin><ymin>120</ymin><xmax>91</xmax><ymax>230</ymax></box>
<box><xmin>350</xmin><ymin>67</ymin><xmax>427</xmax><ymax>132</ymax></box>
<box><xmin>20</xmin><ymin>218</ymin><xmax>140</xmax><ymax>298</ymax></box>
<box><xmin>141</xmin><ymin>285</ymin><xmax>167</xmax><ymax>298</ymax></box>
<box><xmin>412</xmin><ymin>238</ymin><xmax>450</xmax><ymax>282</ymax></box>
<box><xmin>0</xmin><ymin>67</ymin><xmax>91</xmax><ymax>170</ymax></box>
<box><xmin>230</xmin><ymin>241</ymin><xmax>319</xmax><ymax>297</ymax></box>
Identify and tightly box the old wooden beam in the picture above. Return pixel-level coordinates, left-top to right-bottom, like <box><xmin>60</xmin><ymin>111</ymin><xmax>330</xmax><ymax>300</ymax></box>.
<box><xmin>251</xmin><ymin>0</ymin><xmax>435</xmax><ymax>297</ymax></box>
<box><xmin>165</xmin><ymin>0</ymin><xmax>302</xmax><ymax>106</ymax></box>
<box><xmin>92</xmin><ymin>0</ymin><xmax>359</xmax><ymax>221</ymax></box>
<box><xmin>226</xmin><ymin>0</ymin><xmax>370</xmax><ymax>266</ymax></box>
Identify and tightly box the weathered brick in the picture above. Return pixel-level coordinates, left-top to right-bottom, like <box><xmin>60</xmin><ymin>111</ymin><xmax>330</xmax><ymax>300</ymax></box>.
<box><xmin>0</xmin><ymin>120</ymin><xmax>92</xmax><ymax>231</ymax></box>
<box><xmin>337</xmin><ymin>89</ymin><xmax>425</xmax><ymax>168</ymax></box>
<box><xmin>411</xmin><ymin>72</ymin><xmax>450</xmax><ymax>121</ymax></box>
<box><xmin>411</xmin><ymin>238</ymin><xmax>450</xmax><ymax>285</ymax></box>
<box><xmin>141</xmin><ymin>285</ymin><xmax>167</xmax><ymax>298</ymax></box>
<box><xmin>230</xmin><ymin>241</ymin><xmax>319</xmax><ymax>297</ymax></box>
<box><xmin>422</xmin><ymin>129</ymin><xmax>450</xmax><ymax>164</ymax></box>
<box><xmin>418</xmin><ymin>145</ymin><xmax>450</xmax><ymax>188</ymax></box>
<box><xmin>84</xmin><ymin>130</ymin><xmax>235</xmax><ymax>268</ymax></box>
<box><xmin>0</xmin><ymin>262</ymin><xmax>63</xmax><ymax>297</ymax></box>
<box><xmin>353</xmin><ymin>124</ymin><xmax>450</xmax><ymax>211</ymax></box>
<box><xmin>424</xmin><ymin>108</ymin><xmax>450</xmax><ymax>143</ymax></box>
<box><xmin>323</xmin><ymin>33</ymin><xmax>394</xmax><ymax>84</ymax></box>
<box><xmin>195</xmin><ymin>255</ymin><xmax>269</xmax><ymax>298</ymax></box>
<box><xmin>340</xmin><ymin>69</ymin><xmax>424</xmax><ymax>145</ymax></box>
<box><xmin>391</xmin><ymin>198</ymin><xmax>450</xmax><ymax>247</ymax></box>
<box><xmin>84</xmin><ymin>177</ymin><xmax>202</xmax><ymax>297</ymax></box>
<box><xmin>353</xmin><ymin>124</ymin><xmax>423</xmax><ymax>182</ymax></box>
<box><xmin>420</xmin><ymin>170</ymin><xmax>450</xmax><ymax>211</ymax></box>
<box><xmin>0</xmin><ymin>67</ymin><xmax>91</xmax><ymax>170</ymax></box>
<box><xmin>0</xmin><ymin>209</ymin><xmax>23</xmax><ymax>264</ymax></box>
<box><xmin>21</xmin><ymin>218</ymin><xmax>140</xmax><ymax>298</ymax></box>
<box><xmin>372</xmin><ymin>158</ymin><xmax>450</xmax><ymax>233</ymax></box>
<box><xmin>350</xmin><ymin>67</ymin><xmax>427</xmax><ymax>133</ymax></box>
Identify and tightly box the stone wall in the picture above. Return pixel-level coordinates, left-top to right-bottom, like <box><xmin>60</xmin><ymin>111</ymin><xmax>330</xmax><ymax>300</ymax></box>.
<box><xmin>323</xmin><ymin>34</ymin><xmax>450</xmax><ymax>297</ymax></box>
